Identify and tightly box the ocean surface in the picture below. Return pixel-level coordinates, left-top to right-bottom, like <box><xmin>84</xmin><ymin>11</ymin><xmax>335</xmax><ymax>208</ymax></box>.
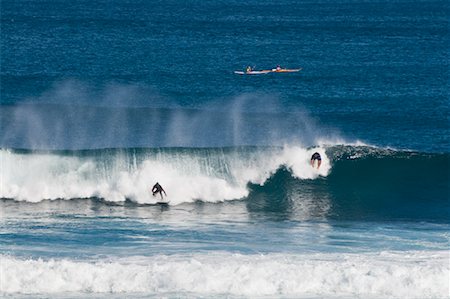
<box><xmin>1</xmin><ymin>0</ymin><xmax>449</xmax><ymax>298</ymax></box>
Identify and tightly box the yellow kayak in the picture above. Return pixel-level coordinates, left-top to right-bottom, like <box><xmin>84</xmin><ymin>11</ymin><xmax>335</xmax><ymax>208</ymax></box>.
<box><xmin>271</xmin><ymin>68</ymin><xmax>302</xmax><ymax>73</ymax></box>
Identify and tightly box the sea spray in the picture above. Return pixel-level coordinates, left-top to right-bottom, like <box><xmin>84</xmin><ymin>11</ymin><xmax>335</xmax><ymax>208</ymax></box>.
<box><xmin>0</xmin><ymin>84</ymin><xmax>341</xmax><ymax>149</ymax></box>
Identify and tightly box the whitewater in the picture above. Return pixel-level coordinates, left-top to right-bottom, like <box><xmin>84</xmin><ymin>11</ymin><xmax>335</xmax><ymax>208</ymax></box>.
<box><xmin>1</xmin><ymin>145</ymin><xmax>330</xmax><ymax>204</ymax></box>
<box><xmin>1</xmin><ymin>143</ymin><xmax>448</xmax><ymax>298</ymax></box>
<box><xmin>1</xmin><ymin>0</ymin><xmax>449</xmax><ymax>297</ymax></box>
<box><xmin>2</xmin><ymin>252</ymin><xmax>448</xmax><ymax>298</ymax></box>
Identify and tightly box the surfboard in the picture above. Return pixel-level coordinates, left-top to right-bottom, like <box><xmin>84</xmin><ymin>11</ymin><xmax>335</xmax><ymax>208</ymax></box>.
<box><xmin>234</xmin><ymin>70</ymin><xmax>271</xmax><ymax>75</ymax></box>
<box><xmin>156</xmin><ymin>200</ymin><xmax>170</xmax><ymax>205</ymax></box>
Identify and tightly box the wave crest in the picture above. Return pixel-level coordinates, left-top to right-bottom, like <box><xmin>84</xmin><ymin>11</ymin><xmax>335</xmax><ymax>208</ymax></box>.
<box><xmin>1</xmin><ymin>146</ymin><xmax>330</xmax><ymax>204</ymax></box>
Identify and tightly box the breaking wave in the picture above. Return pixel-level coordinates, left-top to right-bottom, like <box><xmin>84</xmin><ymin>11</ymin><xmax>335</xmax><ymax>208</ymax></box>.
<box><xmin>1</xmin><ymin>145</ymin><xmax>330</xmax><ymax>204</ymax></box>
<box><xmin>1</xmin><ymin>145</ymin><xmax>448</xmax><ymax>222</ymax></box>
<box><xmin>1</xmin><ymin>251</ymin><xmax>447</xmax><ymax>298</ymax></box>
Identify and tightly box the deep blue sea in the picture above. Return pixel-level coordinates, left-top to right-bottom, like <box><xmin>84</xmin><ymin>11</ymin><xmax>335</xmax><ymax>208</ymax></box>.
<box><xmin>1</xmin><ymin>0</ymin><xmax>449</xmax><ymax>298</ymax></box>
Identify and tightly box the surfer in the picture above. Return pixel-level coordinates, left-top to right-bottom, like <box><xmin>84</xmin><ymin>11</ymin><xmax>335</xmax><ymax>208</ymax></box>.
<box><xmin>310</xmin><ymin>152</ymin><xmax>322</xmax><ymax>169</ymax></box>
<box><xmin>275</xmin><ymin>65</ymin><xmax>282</xmax><ymax>71</ymax></box>
<box><xmin>246</xmin><ymin>66</ymin><xmax>252</xmax><ymax>73</ymax></box>
<box><xmin>151</xmin><ymin>182</ymin><xmax>167</xmax><ymax>200</ymax></box>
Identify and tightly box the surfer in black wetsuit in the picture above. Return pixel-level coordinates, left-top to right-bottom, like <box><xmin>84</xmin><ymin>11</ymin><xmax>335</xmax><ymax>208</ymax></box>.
<box><xmin>151</xmin><ymin>182</ymin><xmax>167</xmax><ymax>200</ymax></box>
<box><xmin>310</xmin><ymin>152</ymin><xmax>322</xmax><ymax>169</ymax></box>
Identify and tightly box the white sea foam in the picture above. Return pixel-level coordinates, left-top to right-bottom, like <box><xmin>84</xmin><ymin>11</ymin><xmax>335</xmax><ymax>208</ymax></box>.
<box><xmin>1</xmin><ymin>251</ymin><xmax>447</xmax><ymax>298</ymax></box>
<box><xmin>0</xmin><ymin>145</ymin><xmax>330</xmax><ymax>204</ymax></box>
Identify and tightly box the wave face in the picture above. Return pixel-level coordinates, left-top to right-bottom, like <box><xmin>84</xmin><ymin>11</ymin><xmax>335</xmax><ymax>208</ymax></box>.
<box><xmin>1</xmin><ymin>145</ymin><xmax>448</xmax><ymax>222</ymax></box>
<box><xmin>1</xmin><ymin>146</ymin><xmax>331</xmax><ymax>203</ymax></box>
<box><xmin>1</xmin><ymin>251</ymin><xmax>448</xmax><ymax>298</ymax></box>
<box><xmin>247</xmin><ymin>146</ymin><xmax>449</xmax><ymax>222</ymax></box>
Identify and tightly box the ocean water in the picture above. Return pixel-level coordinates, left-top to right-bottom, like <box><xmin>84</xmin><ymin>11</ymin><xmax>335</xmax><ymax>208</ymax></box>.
<box><xmin>1</xmin><ymin>0</ymin><xmax>449</xmax><ymax>298</ymax></box>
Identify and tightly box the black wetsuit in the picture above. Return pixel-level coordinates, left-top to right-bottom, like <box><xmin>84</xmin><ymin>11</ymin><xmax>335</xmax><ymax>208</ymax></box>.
<box><xmin>152</xmin><ymin>183</ymin><xmax>166</xmax><ymax>198</ymax></box>
<box><xmin>311</xmin><ymin>152</ymin><xmax>321</xmax><ymax>161</ymax></box>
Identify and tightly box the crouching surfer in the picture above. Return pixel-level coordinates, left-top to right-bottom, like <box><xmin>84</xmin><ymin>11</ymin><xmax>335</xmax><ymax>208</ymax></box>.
<box><xmin>151</xmin><ymin>182</ymin><xmax>167</xmax><ymax>200</ymax></box>
<box><xmin>310</xmin><ymin>152</ymin><xmax>322</xmax><ymax>169</ymax></box>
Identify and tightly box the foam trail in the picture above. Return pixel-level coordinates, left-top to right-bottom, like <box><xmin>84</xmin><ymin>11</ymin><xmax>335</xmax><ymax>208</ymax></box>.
<box><xmin>0</xmin><ymin>146</ymin><xmax>330</xmax><ymax>204</ymax></box>
<box><xmin>1</xmin><ymin>251</ymin><xmax>447</xmax><ymax>298</ymax></box>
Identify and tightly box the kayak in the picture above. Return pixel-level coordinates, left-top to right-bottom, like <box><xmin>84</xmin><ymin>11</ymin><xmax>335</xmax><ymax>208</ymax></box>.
<box><xmin>234</xmin><ymin>70</ymin><xmax>271</xmax><ymax>75</ymax></box>
<box><xmin>234</xmin><ymin>68</ymin><xmax>302</xmax><ymax>75</ymax></box>
<box><xmin>271</xmin><ymin>68</ymin><xmax>302</xmax><ymax>73</ymax></box>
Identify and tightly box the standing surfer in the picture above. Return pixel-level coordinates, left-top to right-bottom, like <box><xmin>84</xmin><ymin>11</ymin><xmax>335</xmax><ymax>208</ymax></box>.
<box><xmin>151</xmin><ymin>182</ymin><xmax>167</xmax><ymax>200</ymax></box>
